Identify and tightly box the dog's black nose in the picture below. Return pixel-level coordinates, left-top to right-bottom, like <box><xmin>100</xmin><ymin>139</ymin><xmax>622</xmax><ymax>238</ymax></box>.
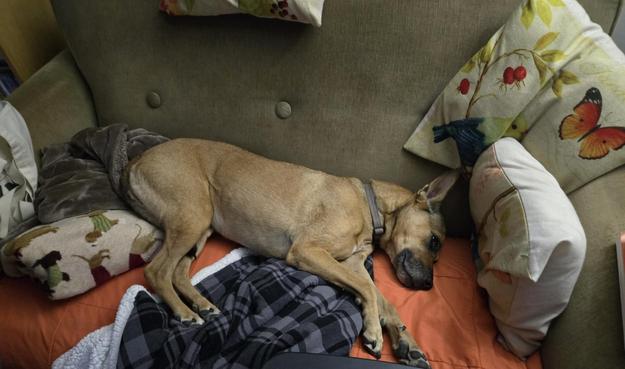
<box><xmin>395</xmin><ymin>249</ymin><xmax>433</xmax><ymax>290</ymax></box>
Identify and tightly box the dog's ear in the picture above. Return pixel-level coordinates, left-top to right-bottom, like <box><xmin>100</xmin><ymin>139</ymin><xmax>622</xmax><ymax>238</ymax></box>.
<box><xmin>416</xmin><ymin>170</ymin><xmax>460</xmax><ymax>213</ymax></box>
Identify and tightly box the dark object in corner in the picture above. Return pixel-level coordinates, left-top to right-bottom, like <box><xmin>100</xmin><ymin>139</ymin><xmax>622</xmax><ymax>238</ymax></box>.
<box><xmin>263</xmin><ymin>352</ymin><xmax>416</xmax><ymax>369</ymax></box>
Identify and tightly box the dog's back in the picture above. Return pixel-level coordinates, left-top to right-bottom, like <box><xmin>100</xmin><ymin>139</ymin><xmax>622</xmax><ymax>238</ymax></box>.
<box><xmin>122</xmin><ymin>138</ymin><xmax>364</xmax><ymax>258</ymax></box>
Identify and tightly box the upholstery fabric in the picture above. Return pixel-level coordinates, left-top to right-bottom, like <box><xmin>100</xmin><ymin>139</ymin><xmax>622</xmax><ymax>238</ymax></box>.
<box><xmin>7</xmin><ymin>51</ymin><xmax>97</xmax><ymax>164</ymax></box>
<box><xmin>541</xmin><ymin>165</ymin><xmax>625</xmax><ymax>369</ymax></box>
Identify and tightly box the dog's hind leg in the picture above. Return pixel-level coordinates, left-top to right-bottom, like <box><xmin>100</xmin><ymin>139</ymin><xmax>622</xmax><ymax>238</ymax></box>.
<box><xmin>145</xmin><ymin>216</ymin><xmax>211</xmax><ymax>324</ymax></box>
<box><xmin>172</xmin><ymin>227</ymin><xmax>221</xmax><ymax>317</ymax></box>
<box><xmin>341</xmin><ymin>252</ymin><xmax>430</xmax><ymax>369</ymax></box>
<box><xmin>128</xmin><ymin>151</ymin><xmax>217</xmax><ymax>324</ymax></box>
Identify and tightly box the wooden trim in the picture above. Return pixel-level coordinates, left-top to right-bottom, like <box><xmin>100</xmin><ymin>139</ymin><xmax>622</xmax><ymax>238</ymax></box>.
<box><xmin>0</xmin><ymin>0</ymin><xmax>65</xmax><ymax>83</ymax></box>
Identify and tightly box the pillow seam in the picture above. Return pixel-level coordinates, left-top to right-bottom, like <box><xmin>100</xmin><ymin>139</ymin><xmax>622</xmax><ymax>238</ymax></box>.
<box><xmin>493</xmin><ymin>143</ymin><xmax>531</xmax><ymax>277</ymax></box>
<box><xmin>492</xmin><ymin>144</ymin><xmax>525</xmax><ymax>322</ymax></box>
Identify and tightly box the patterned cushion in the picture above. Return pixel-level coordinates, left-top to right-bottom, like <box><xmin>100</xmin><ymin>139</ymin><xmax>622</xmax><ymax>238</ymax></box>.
<box><xmin>159</xmin><ymin>0</ymin><xmax>325</xmax><ymax>27</ymax></box>
<box><xmin>0</xmin><ymin>210</ymin><xmax>162</xmax><ymax>299</ymax></box>
<box><xmin>404</xmin><ymin>0</ymin><xmax>625</xmax><ymax>193</ymax></box>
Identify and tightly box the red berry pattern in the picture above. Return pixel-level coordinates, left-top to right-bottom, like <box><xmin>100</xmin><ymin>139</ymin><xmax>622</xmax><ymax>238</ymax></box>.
<box><xmin>503</xmin><ymin>67</ymin><xmax>515</xmax><ymax>85</ymax></box>
<box><xmin>459</xmin><ymin>30</ymin><xmax>575</xmax><ymax>118</ymax></box>
<box><xmin>457</xmin><ymin>78</ymin><xmax>470</xmax><ymax>95</ymax></box>
<box><xmin>498</xmin><ymin>65</ymin><xmax>527</xmax><ymax>90</ymax></box>
<box><xmin>269</xmin><ymin>0</ymin><xmax>297</xmax><ymax>19</ymax></box>
<box><xmin>513</xmin><ymin>66</ymin><xmax>527</xmax><ymax>81</ymax></box>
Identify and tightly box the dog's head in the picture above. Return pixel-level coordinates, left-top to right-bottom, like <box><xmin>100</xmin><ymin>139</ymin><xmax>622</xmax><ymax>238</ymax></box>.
<box><xmin>378</xmin><ymin>171</ymin><xmax>459</xmax><ymax>291</ymax></box>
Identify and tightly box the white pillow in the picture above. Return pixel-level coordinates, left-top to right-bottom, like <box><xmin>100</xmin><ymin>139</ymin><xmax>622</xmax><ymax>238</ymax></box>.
<box><xmin>470</xmin><ymin>137</ymin><xmax>586</xmax><ymax>357</ymax></box>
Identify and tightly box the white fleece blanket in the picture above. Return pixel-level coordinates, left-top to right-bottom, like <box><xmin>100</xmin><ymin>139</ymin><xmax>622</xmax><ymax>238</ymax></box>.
<box><xmin>52</xmin><ymin>247</ymin><xmax>252</xmax><ymax>369</ymax></box>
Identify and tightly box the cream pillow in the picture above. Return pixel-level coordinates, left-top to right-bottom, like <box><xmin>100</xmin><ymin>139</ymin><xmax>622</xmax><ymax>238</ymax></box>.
<box><xmin>470</xmin><ymin>138</ymin><xmax>586</xmax><ymax>357</ymax></box>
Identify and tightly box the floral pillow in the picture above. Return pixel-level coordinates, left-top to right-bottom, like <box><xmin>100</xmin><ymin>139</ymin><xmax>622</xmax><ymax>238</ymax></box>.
<box><xmin>0</xmin><ymin>210</ymin><xmax>162</xmax><ymax>299</ymax></box>
<box><xmin>404</xmin><ymin>0</ymin><xmax>625</xmax><ymax>192</ymax></box>
<box><xmin>470</xmin><ymin>138</ymin><xmax>586</xmax><ymax>358</ymax></box>
<box><xmin>160</xmin><ymin>0</ymin><xmax>325</xmax><ymax>27</ymax></box>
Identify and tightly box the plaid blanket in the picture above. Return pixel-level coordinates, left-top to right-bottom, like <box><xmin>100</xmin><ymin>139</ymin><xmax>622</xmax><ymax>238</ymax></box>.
<box><xmin>117</xmin><ymin>254</ymin><xmax>364</xmax><ymax>369</ymax></box>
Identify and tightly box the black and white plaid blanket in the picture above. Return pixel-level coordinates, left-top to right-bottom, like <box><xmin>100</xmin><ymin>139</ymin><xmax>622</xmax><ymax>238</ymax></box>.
<box><xmin>117</xmin><ymin>254</ymin><xmax>364</xmax><ymax>369</ymax></box>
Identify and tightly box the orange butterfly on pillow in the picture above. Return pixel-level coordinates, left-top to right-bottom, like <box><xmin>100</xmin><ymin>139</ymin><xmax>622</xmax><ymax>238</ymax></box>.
<box><xmin>559</xmin><ymin>87</ymin><xmax>625</xmax><ymax>160</ymax></box>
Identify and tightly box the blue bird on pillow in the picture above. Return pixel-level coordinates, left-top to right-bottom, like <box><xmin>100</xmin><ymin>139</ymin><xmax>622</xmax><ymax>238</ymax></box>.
<box><xmin>433</xmin><ymin>116</ymin><xmax>513</xmax><ymax>167</ymax></box>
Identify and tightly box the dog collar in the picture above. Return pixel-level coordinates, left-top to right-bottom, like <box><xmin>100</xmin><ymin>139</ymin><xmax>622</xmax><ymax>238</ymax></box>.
<box><xmin>363</xmin><ymin>181</ymin><xmax>385</xmax><ymax>247</ymax></box>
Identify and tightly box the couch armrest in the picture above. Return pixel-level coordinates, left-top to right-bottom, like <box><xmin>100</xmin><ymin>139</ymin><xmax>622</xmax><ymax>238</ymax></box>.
<box><xmin>541</xmin><ymin>165</ymin><xmax>625</xmax><ymax>369</ymax></box>
<box><xmin>7</xmin><ymin>50</ymin><xmax>96</xmax><ymax>163</ymax></box>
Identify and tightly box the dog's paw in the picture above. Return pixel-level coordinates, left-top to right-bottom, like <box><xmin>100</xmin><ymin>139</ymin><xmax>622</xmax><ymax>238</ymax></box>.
<box><xmin>174</xmin><ymin>311</ymin><xmax>205</xmax><ymax>326</ymax></box>
<box><xmin>361</xmin><ymin>322</ymin><xmax>383</xmax><ymax>359</ymax></box>
<box><xmin>362</xmin><ymin>335</ymin><xmax>383</xmax><ymax>359</ymax></box>
<box><xmin>199</xmin><ymin>307</ymin><xmax>221</xmax><ymax>320</ymax></box>
<box><xmin>192</xmin><ymin>301</ymin><xmax>221</xmax><ymax>315</ymax></box>
<box><xmin>393</xmin><ymin>339</ymin><xmax>430</xmax><ymax>369</ymax></box>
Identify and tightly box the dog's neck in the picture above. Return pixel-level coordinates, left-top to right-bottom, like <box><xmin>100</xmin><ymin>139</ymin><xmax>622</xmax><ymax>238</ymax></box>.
<box><xmin>369</xmin><ymin>180</ymin><xmax>415</xmax><ymax>214</ymax></box>
<box><xmin>368</xmin><ymin>180</ymin><xmax>415</xmax><ymax>246</ymax></box>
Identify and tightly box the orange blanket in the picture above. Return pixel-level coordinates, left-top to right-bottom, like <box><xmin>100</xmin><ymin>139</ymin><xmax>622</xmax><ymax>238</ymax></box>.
<box><xmin>0</xmin><ymin>236</ymin><xmax>541</xmax><ymax>369</ymax></box>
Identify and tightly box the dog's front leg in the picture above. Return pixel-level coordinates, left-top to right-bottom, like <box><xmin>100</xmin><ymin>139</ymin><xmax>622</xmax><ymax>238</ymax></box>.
<box><xmin>341</xmin><ymin>252</ymin><xmax>430</xmax><ymax>369</ymax></box>
<box><xmin>375</xmin><ymin>290</ymin><xmax>430</xmax><ymax>368</ymax></box>
<box><xmin>285</xmin><ymin>241</ymin><xmax>383</xmax><ymax>358</ymax></box>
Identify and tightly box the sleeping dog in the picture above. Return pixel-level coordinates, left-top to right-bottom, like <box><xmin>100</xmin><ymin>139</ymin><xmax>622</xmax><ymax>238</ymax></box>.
<box><xmin>122</xmin><ymin>139</ymin><xmax>459</xmax><ymax>368</ymax></box>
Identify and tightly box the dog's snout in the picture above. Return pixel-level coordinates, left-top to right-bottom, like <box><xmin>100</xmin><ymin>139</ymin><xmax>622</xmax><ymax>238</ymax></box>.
<box><xmin>397</xmin><ymin>248</ymin><xmax>410</xmax><ymax>263</ymax></box>
<box><xmin>395</xmin><ymin>249</ymin><xmax>433</xmax><ymax>290</ymax></box>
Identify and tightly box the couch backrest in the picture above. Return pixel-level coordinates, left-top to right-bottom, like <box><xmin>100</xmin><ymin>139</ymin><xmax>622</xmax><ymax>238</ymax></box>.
<box><xmin>51</xmin><ymin>0</ymin><xmax>622</xmax><ymax>236</ymax></box>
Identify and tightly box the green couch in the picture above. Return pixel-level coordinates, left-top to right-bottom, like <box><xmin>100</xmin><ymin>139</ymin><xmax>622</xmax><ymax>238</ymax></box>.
<box><xmin>7</xmin><ymin>1</ymin><xmax>625</xmax><ymax>368</ymax></box>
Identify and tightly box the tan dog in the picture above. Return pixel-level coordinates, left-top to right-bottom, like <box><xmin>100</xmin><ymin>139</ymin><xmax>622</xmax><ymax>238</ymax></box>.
<box><xmin>122</xmin><ymin>139</ymin><xmax>459</xmax><ymax>368</ymax></box>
